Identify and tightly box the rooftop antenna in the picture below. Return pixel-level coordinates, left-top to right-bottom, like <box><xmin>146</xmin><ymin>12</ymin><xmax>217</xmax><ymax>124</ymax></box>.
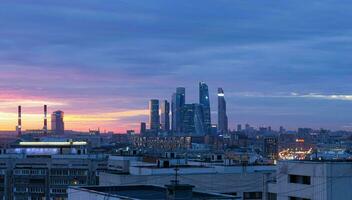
<box><xmin>173</xmin><ymin>164</ymin><xmax>180</xmax><ymax>185</ymax></box>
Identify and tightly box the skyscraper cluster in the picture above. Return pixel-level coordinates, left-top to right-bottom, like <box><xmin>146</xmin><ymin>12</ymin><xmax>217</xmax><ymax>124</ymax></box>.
<box><xmin>142</xmin><ymin>82</ymin><xmax>228</xmax><ymax>136</ymax></box>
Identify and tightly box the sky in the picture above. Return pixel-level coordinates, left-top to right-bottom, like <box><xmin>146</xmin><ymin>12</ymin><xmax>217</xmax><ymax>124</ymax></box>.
<box><xmin>0</xmin><ymin>0</ymin><xmax>352</xmax><ymax>132</ymax></box>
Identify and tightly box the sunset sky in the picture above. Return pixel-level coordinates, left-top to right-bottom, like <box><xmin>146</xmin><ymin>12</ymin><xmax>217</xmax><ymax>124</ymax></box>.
<box><xmin>1</xmin><ymin>0</ymin><xmax>352</xmax><ymax>132</ymax></box>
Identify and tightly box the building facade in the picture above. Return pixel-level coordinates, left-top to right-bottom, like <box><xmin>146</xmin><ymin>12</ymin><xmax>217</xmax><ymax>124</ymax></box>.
<box><xmin>264</xmin><ymin>136</ymin><xmax>279</xmax><ymax>160</ymax></box>
<box><xmin>0</xmin><ymin>142</ymin><xmax>107</xmax><ymax>200</ymax></box>
<box><xmin>268</xmin><ymin>160</ymin><xmax>352</xmax><ymax>200</ymax></box>
<box><xmin>149</xmin><ymin>99</ymin><xmax>160</xmax><ymax>134</ymax></box>
<box><xmin>181</xmin><ymin>104</ymin><xmax>204</xmax><ymax>136</ymax></box>
<box><xmin>218</xmin><ymin>88</ymin><xmax>228</xmax><ymax>134</ymax></box>
<box><xmin>171</xmin><ymin>87</ymin><xmax>185</xmax><ymax>134</ymax></box>
<box><xmin>160</xmin><ymin>100</ymin><xmax>170</xmax><ymax>133</ymax></box>
<box><xmin>51</xmin><ymin>111</ymin><xmax>65</xmax><ymax>134</ymax></box>
<box><xmin>199</xmin><ymin>82</ymin><xmax>211</xmax><ymax>135</ymax></box>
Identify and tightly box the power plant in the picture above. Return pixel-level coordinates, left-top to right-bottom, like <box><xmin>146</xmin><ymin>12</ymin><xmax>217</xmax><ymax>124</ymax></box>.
<box><xmin>15</xmin><ymin>105</ymin><xmax>64</xmax><ymax>136</ymax></box>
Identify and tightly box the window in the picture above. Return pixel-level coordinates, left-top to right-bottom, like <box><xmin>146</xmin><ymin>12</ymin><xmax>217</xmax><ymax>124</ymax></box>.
<box><xmin>244</xmin><ymin>192</ymin><xmax>262</xmax><ymax>199</ymax></box>
<box><xmin>289</xmin><ymin>197</ymin><xmax>310</xmax><ymax>200</ymax></box>
<box><xmin>267</xmin><ymin>193</ymin><xmax>277</xmax><ymax>200</ymax></box>
<box><xmin>289</xmin><ymin>174</ymin><xmax>311</xmax><ymax>185</ymax></box>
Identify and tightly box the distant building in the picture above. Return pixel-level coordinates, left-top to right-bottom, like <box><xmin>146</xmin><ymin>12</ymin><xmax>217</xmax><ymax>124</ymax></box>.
<box><xmin>160</xmin><ymin>100</ymin><xmax>170</xmax><ymax>132</ymax></box>
<box><xmin>211</xmin><ymin>124</ymin><xmax>218</xmax><ymax>136</ymax></box>
<box><xmin>263</xmin><ymin>136</ymin><xmax>278</xmax><ymax>160</ymax></box>
<box><xmin>126</xmin><ymin>130</ymin><xmax>135</xmax><ymax>135</ymax></box>
<box><xmin>51</xmin><ymin>110</ymin><xmax>64</xmax><ymax>134</ymax></box>
<box><xmin>237</xmin><ymin>124</ymin><xmax>242</xmax><ymax>132</ymax></box>
<box><xmin>140</xmin><ymin>122</ymin><xmax>146</xmax><ymax>135</ymax></box>
<box><xmin>172</xmin><ymin>87</ymin><xmax>185</xmax><ymax>134</ymax></box>
<box><xmin>181</xmin><ymin>104</ymin><xmax>204</xmax><ymax>136</ymax></box>
<box><xmin>199</xmin><ymin>82</ymin><xmax>211</xmax><ymax>135</ymax></box>
<box><xmin>245</xmin><ymin>124</ymin><xmax>250</xmax><ymax>131</ymax></box>
<box><xmin>218</xmin><ymin>88</ymin><xmax>228</xmax><ymax>134</ymax></box>
<box><xmin>149</xmin><ymin>99</ymin><xmax>160</xmax><ymax>133</ymax></box>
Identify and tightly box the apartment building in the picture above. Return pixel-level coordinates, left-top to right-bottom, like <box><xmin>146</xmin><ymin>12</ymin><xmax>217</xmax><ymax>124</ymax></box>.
<box><xmin>0</xmin><ymin>141</ymin><xmax>107</xmax><ymax>200</ymax></box>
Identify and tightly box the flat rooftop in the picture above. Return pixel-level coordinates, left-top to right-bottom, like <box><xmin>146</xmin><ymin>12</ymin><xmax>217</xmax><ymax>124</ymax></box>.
<box><xmin>70</xmin><ymin>185</ymin><xmax>237</xmax><ymax>200</ymax></box>
<box><xmin>12</xmin><ymin>141</ymin><xmax>87</xmax><ymax>148</ymax></box>
<box><xmin>134</xmin><ymin>165</ymin><xmax>210</xmax><ymax>169</ymax></box>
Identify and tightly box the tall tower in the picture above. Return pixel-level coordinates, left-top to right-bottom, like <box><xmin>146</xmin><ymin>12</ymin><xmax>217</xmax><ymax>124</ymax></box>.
<box><xmin>51</xmin><ymin>111</ymin><xmax>65</xmax><ymax>134</ymax></box>
<box><xmin>160</xmin><ymin>100</ymin><xmax>170</xmax><ymax>132</ymax></box>
<box><xmin>140</xmin><ymin>122</ymin><xmax>147</xmax><ymax>135</ymax></box>
<box><xmin>149</xmin><ymin>99</ymin><xmax>160</xmax><ymax>134</ymax></box>
<box><xmin>171</xmin><ymin>87</ymin><xmax>185</xmax><ymax>134</ymax></box>
<box><xmin>17</xmin><ymin>105</ymin><xmax>22</xmax><ymax>137</ymax></box>
<box><xmin>43</xmin><ymin>105</ymin><xmax>48</xmax><ymax>134</ymax></box>
<box><xmin>199</xmin><ymin>82</ymin><xmax>211</xmax><ymax>135</ymax></box>
<box><xmin>217</xmin><ymin>88</ymin><xmax>228</xmax><ymax>134</ymax></box>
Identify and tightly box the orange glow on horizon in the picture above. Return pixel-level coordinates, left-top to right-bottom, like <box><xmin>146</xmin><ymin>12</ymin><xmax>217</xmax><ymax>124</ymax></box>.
<box><xmin>0</xmin><ymin>109</ymin><xmax>148</xmax><ymax>133</ymax></box>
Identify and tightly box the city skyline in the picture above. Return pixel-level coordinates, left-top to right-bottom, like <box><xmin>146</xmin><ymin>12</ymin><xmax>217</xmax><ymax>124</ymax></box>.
<box><xmin>1</xmin><ymin>1</ymin><xmax>352</xmax><ymax>132</ymax></box>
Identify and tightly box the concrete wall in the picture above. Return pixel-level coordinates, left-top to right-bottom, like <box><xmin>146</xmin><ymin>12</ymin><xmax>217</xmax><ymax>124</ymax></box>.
<box><xmin>271</xmin><ymin>160</ymin><xmax>352</xmax><ymax>200</ymax></box>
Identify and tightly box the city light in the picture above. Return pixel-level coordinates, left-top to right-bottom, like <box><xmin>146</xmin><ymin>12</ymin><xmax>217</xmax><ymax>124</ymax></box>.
<box><xmin>19</xmin><ymin>141</ymin><xmax>87</xmax><ymax>146</ymax></box>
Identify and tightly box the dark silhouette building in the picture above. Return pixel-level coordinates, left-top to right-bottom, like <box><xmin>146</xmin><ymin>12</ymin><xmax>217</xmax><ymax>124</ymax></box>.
<box><xmin>172</xmin><ymin>87</ymin><xmax>185</xmax><ymax>134</ymax></box>
<box><xmin>149</xmin><ymin>99</ymin><xmax>160</xmax><ymax>133</ymax></box>
<box><xmin>181</xmin><ymin>104</ymin><xmax>204</xmax><ymax>136</ymax></box>
<box><xmin>140</xmin><ymin>122</ymin><xmax>147</xmax><ymax>135</ymax></box>
<box><xmin>51</xmin><ymin>110</ymin><xmax>64</xmax><ymax>134</ymax></box>
<box><xmin>199</xmin><ymin>82</ymin><xmax>211</xmax><ymax>135</ymax></box>
<box><xmin>263</xmin><ymin>136</ymin><xmax>279</xmax><ymax>160</ymax></box>
<box><xmin>217</xmin><ymin>88</ymin><xmax>228</xmax><ymax>134</ymax></box>
<box><xmin>160</xmin><ymin>100</ymin><xmax>170</xmax><ymax>132</ymax></box>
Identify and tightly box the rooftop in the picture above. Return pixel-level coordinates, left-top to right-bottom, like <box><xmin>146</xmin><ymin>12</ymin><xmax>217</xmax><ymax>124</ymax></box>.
<box><xmin>12</xmin><ymin>141</ymin><xmax>87</xmax><ymax>148</ymax></box>
<box><xmin>69</xmin><ymin>185</ymin><xmax>237</xmax><ymax>200</ymax></box>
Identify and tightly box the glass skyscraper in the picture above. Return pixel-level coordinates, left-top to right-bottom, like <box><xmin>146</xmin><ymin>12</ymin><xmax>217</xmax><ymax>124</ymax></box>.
<box><xmin>160</xmin><ymin>100</ymin><xmax>170</xmax><ymax>132</ymax></box>
<box><xmin>149</xmin><ymin>99</ymin><xmax>160</xmax><ymax>133</ymax></box>
<box><xmin>199</xmin><ymin>82</ymin><xmax>211</xmax><ymax>135</ymax></box>
<box><xmin>180</xmin><ymin>103</ymin><xmax>204</xmax><ymax>136</ymax></box>
<box><xmin>217</xmin><ymin>88</ymin><xmax>228</xmax><ymax>134</ymax></box>
<box><xmin>171</xmin><ymin>87</ymin><xmax>185</xmax><ymax>134</ymax></box>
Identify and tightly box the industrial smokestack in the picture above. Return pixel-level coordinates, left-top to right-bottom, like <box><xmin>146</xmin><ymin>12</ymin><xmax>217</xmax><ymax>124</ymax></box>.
<box><xmin>43</xmin><ymin>105</ymin><xmax>48</xmax><ymax>134</ymax></box>
<box><xmin>17</xmin><ymin>105</ymin><xmax>22</xmax><ymax>136</ymax></box>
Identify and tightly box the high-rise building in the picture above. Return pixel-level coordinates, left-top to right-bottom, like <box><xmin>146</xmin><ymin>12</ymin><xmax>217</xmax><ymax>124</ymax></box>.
<box><xmin>149</xmin><ymin>99</ymin><xmax>160</xmax><ymax>133</ymax></box>
<box><xmin>0</xmin><ymin>141</ymin><xmax>106</xmax><ymax>199</ymax></box>
<box><xmin>193</xmin><ymin>104</ymin><xmax>205</xmax><ymax>136</ymax></box>
<box><xmin>140</xmin><ymin>122</ymin><xmax>147</xmax><ymax>135</ymax></box>
<box><xmin>160</xmin><ymin>100</ymin><xmax>170</xmax><ymax>132</ymax></box>
<box><xmin>51</xmin><ymin>111</ymin><xmax>64</xmax><ymax>134</ymax></box>
<box><xmin>171</xmin><ymin>87</ymin><xmax>185</xmax><ymax>134</ymax></box>
<box><xmin>263</xmin><ymin>136</ymin><xmax>278</xmax><ymax>160</ymax></box>
<box><xmin>181</xmin><ymin>104</ymin><xmax>204</xmax><ymax>136</ymax></box>
<box><xmin>199</xmin><ymin>82</ymin><xmax>211</xmax><ymax>135</ymax></box>
<box><xmin>237</xmin><ymin>124</ymin><xmax>242</xmax><ymax>132</ymax></box>
<box><xmin>279</xmin><ymin>126</ymin><xmax>285</xmax><ymax>134</ymax></box>
<box><xmin>218</xmin><ymin>88</ymin><xmax>228</xmax><ymax>134</ymax></box>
